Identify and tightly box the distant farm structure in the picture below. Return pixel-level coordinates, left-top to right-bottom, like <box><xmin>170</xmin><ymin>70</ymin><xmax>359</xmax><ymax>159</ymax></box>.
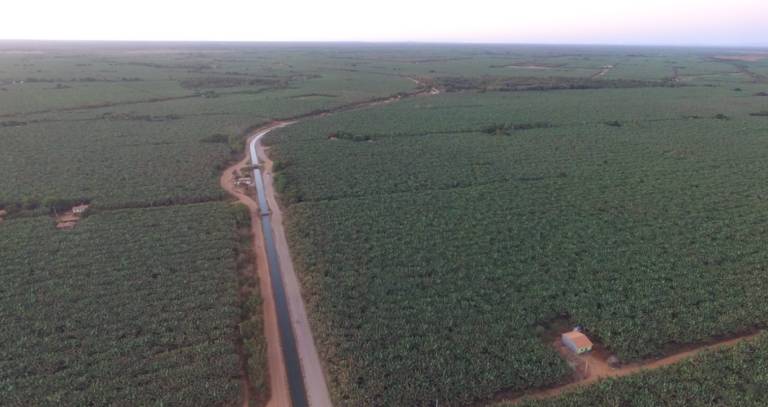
<box><xmin>562</xmin><ymin>330</ymin><xmax>594</xmax><ymax>354</ymax></box>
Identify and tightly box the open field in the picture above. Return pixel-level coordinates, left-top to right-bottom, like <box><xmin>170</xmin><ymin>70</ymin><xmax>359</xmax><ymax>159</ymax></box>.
<box><xmin>3</xmin><ymin>43</ymin><xmax>768</xmax><ymax>406</ymax></box>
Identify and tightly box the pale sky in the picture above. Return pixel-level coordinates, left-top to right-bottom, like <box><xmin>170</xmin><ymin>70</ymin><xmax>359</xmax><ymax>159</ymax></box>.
<box><xmin>3</xmin><ymin>0</ymin><xmax>768</xmax><ymax>46</ymax></box>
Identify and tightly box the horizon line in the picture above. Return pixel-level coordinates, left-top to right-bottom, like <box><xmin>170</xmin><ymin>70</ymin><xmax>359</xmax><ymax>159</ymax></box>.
<box><xmin>0</xmin><ymin>38</ymin><xmax>767</xmax><ymax>49</ymax></box>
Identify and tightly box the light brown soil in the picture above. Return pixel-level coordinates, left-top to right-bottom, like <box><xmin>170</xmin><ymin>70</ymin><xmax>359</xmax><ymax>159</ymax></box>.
<box><xmin>504</xmin><ymin>331</ymin><xmax>761</xmax><ymax>404</ymax></box>
<box><xmin>591</xmin><ymin>65</ymin><xmax>615</xmax><ymax>79</ymax></box>
<box><xmin>220</xmin><ymin>126</ymin><xmax>291</xmax><ymax>407</ymax></box>
<box><xmin>55</xmin><ymin>209</ymin><xmax>86</xmax><ymax>229</ymax></box>
<box><xmin>56</xmin><ymin>221</ymin><xmax>77</xmax><ymax>230</ymax></box>
<box><xmin>57</xmin><ymin>212</ymin><xmax>79</xmax><ymax>223</ymax></box>
<box><xmin>406</xmin><ymin>76</ymin><xmax>441</xmax><ymax>95</ymax></box>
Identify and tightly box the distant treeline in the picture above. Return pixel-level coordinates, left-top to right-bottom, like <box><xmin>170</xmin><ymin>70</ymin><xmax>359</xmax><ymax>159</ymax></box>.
<box><xmin>11</xmin><ymin>77</ymin><xmax>142</xmax><ymax>83</ymax></box>
<box><xmin>480</xmin><ymin>122</ymin><xmax>554</xmax><ymax>135</ymax></box>
<box><xmin>101</xmin><ymin>112</ymin><xmax>181</xmax><ymax>122</ymax></box>
<box><xmin>0</xmin><ymin>197</ymin><xmax>90</xmax><ymax>216</ymax></box>
<box><xmin>435</xmin><ymin>76</ymin><xmax>682</xmax><ymax>92</ymax></box>
<box><xmin>179</xmin><ymin>76</ymin><xmax>282</xmax><ymax>89</ymax></box>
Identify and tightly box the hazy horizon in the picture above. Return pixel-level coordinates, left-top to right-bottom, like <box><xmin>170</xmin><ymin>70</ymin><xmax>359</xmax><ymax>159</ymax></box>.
<box><xmin>2</xmin><ymin>0</ymin><xmax>767</xmax><ymax>47</ymax></box>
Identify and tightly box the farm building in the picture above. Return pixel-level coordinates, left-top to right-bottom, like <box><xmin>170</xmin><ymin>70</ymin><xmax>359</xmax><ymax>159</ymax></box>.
<box><xmin>72</xmin><ymin>204</ymin><xmax>89</xmax><ymax>214</ymax></box>
<box><xmin>562</xmin><ymin>330</ymin><xmax>593</xmax><ymax>354</ymax></box>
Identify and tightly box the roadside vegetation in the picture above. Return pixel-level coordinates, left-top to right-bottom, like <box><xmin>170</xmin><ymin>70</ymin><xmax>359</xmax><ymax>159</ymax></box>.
<box><xmin>232</xmin><ymin>205</ymin><xmax>270</xmax><ymax>405</ymax></box>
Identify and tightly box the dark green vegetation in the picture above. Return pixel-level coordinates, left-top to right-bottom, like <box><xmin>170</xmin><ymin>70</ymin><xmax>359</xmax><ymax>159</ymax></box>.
<box><xmin>434</xmin><ymin>75</ymin><xmax>679</xmax><ymax>92</ymax></box>
<box><xmin>0</xmin><ymin>203</ymin><xmax>245</xmax><ymax>405</ymax></box>
<box><xmin>3</xmin><ymin>43</ymin><xmax>768</xmax><ymax>406</ymax></box>
<box><xmin>0</xmin><ymin>44</ymin><xmax>417</xmax><ymax>211</ymax></box>
<box><xmin>264</xmin><ymin>48</ymin><xmax>768</xmax><ymax>405</ymax></box>
<box><xmin>0</xmin><ymin>43</ymin><xmax>422</xmax><ymax>405</ymax></box>
<box><xmin>514</xmin><ymin>333</ymin><xmax>768</xmax><ymax>407</ymax></box>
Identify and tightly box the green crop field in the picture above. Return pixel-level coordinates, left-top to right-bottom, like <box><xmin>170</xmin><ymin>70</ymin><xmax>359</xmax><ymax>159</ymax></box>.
<box><xmin>263</xmin><ymin>47</ymin><xmax>768</xmax><ymax>405</ymax></box>
<box><xmin>0</xmin><ymin>46</ymin><xmax>418</xmax><ymax>212</ymax></box>
<box><xmin>3</xmin><ymin>42</ymin><xmax>768</xmax><ymax>406</ymax></box>
<box><xmin>0</xmin><ymin>202</ymin><xmax>249</xmax><ymax>405</ymax></box>
<box><xmin>0</xmin><ymin>43</ymin><xmax>425</xmax><ymax>406</ymax></box>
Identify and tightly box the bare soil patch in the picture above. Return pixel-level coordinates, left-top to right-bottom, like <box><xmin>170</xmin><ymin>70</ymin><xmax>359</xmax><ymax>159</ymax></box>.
<box><xmin>54</xmin><ymin>205</ymin><xmax>89</xmax><ymax>230</ymax></box>
<box><xmin>591</xmin><ymin>65</ymin><xmax>615</xmax><ymax>79</ymax></box>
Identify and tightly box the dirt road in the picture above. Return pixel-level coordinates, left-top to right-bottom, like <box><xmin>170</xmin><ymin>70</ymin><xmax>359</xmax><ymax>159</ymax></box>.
<box><xmin>221</xmin><ymin>130</ymin><xmax>291</xmax><ymax>407</ymax></box>
<box><xmin>505</xmin><ymin>331</ymin><xmax>761</xmax><ymax>404</ymax></box>
<box><xmin>255</xmin><ymin>129</ymin><xmax>334</xmax><ymax>407</ymax></box>
<box><xmin>591</xmin><ymin>64</ymin><xmax>615</xmax><ymax>79</ymax></box>
<box><xmin>220</xmin><ymin>79</ymin><xmax>437</xmax><ymax>407</ymax></box>
<box><xmin>223</xmin><ymin>122</ymin><xmax>333</xmax><ymax>407</ymax></box>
